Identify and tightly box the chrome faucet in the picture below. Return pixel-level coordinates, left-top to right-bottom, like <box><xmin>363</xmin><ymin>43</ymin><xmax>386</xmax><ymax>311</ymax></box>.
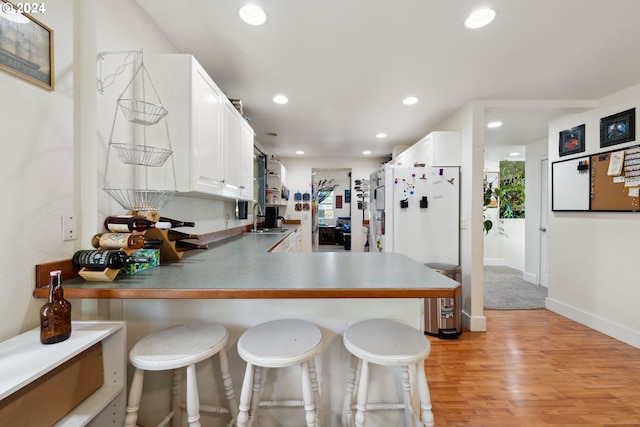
<box><xmin>253</xmin><ymin>202</ymin><xmax>264</xmax><ymax>232</ymax></box>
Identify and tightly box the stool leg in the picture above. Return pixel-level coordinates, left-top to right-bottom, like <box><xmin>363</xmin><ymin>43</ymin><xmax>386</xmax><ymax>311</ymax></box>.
<box><xmin>342</xmin><ymin>355</ymin><xmax>359</xmax><ymax>427</ymax></box>
<box><xmin>125</xmin><ymin>368</ymin><xmax>144</xmax><ymax>427</ymax></box>
<box><xmin>301</xmin><ymin>360</ymin><xmax>317</xmax><ymax>427</ymax></box>
<box><xmin>218</xmin><ymin>347</ymin><xmax>238</xmax><ymax>424</ymax></box>
<box><xmin>400</xmin><ymin>366</ymin><xmax>414</xmax><ymax>427</ymax></box>
<box><xmin>247</xmin><ymin>366</ymin><xmax>264</xmax><ymax>427</ymax></box>
<box><xmin>171</xmin><ymin>368</ymin><xmax>182</xmax><ymax>427</ymax></box>
<box><xmin>308</xmin><ymin>357</ymin><xmax>321</xmax><ymax>426</ymax></box>
<box><xmin>354</xmin><ymin>360</ymin><xmax>369</xmax><ymax>427</ymax></box>
<box><xmin>416</xmin><ymin>362</ymin><xmax>434</xmax><ymax>427</ymax></box>
<box><xmin>237</xmin><ymin>362</ymin><xmax>254</xmax><ymax>427</ymax></box>
<box><xmin>185</xmin><ymin>364</ymin><xmax>202</xmax><ymax>427</ymax></box>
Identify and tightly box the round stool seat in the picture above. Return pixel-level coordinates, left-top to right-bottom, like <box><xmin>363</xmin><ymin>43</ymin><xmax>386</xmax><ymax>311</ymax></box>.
<box><xmin>130</xmin><ymin>322</ymin><xmax>228</xmax><ymax>371</ymax></box>
<box><xmin>343</xmin><ymin>319</ymin><xmax>430</xmax><ymax>366</ymax></box>
<box><xmin>237</xmin><ymin>319</ymin><xmax>322</xmax><ymax>368</ymax></box>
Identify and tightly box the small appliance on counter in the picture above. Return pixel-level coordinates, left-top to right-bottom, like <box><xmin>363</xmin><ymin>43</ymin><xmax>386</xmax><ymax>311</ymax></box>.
<box><xmin>264</xmin><ymin>206</ymin><xmax>278</xmax><ymax>229</ymax></box>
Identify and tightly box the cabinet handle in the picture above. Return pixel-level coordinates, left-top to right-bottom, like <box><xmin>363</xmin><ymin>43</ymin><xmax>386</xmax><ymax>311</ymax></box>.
<box><xmin>239</xmin><ymin>185</ymin><xmax>245</xmax><ymax>189</ymax></box>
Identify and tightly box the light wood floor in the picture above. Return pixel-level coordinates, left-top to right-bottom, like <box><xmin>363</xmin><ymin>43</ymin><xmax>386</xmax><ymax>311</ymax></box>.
<box><xmin>424</xmin><ymin>310</ymin><xmax>640</xmax><ymax>426</ymax></box>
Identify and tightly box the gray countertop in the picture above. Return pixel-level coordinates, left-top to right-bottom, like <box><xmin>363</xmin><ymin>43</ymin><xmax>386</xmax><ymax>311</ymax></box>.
<box><xmin>46</xmin><ymin>231</ymin><xmax>460</xmax><ymax>299</ymax></box>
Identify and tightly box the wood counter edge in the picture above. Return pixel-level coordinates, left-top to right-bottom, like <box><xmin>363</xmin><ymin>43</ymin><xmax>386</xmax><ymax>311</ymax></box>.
<box><xmin>34</xmin><ymin>283</ymin><xmax>461</xmax><ymax>300</ymax></box>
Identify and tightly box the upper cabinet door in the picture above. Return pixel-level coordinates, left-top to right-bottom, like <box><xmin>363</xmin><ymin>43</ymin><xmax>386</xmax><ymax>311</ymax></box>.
<box><xmin>191</xmin><ymin>63</ymin><xmax>225</xmax><ymax>194</ymax></box>
<box><xmin>144</xmin><ymin>54</ymin><xmax>255</xmax><ymax>200</ymax></box>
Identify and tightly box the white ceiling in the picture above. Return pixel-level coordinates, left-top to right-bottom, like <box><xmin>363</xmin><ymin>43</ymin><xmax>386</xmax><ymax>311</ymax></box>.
<box><xmin>134</xmin><ymin>0</ymin><xmax>640</xmax><ymax>161</ymax></box>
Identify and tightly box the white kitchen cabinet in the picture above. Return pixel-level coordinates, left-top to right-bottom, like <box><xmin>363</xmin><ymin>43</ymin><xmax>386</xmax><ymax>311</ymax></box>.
<box><xmin>144</xmin><ymin>54</ymin><xmax>254</xmax><ymax>200</ymax></box>
<box><xmin>416</xmin><ymin>131</ymin><xmax>461</xmax><ymax>167</ymax></box>
<box><xmin>391</xmin><ymin>131</ymin><xmax>460</xmax><ymax>167</ymax></box>
<box><xmin>269</xmin><ymin>229</ymin><xmax>299</xmax><ymax>253</ymax></box>
<box><xmin>221</xmin><ymin>99</ymin><xmax>254</xmax><ymax>200</ymax></box>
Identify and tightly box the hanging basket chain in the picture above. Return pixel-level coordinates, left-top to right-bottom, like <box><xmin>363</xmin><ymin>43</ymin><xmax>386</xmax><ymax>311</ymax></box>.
<box><xmin>103</xmin><ymin>52</ymin><xmax>178</xmax><ymax>211</ymax></box>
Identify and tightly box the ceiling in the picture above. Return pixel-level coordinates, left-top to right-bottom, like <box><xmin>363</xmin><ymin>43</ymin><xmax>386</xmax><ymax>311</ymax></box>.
<box><xmin>134</xmin><ymin>0</ymin><xmax>640</xmax><ymax>160</ymax></box>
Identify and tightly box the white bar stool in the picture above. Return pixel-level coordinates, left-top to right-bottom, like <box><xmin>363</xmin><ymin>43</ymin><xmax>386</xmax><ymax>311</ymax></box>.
<box><xmin>342</xmin><ymin>319</ymin><xmax>434</xmax><ymax>427</ymax></box>
<box><xmin>236</xmin><ymin>319</ymin><xmax>323</xmax><ymax>427</ymax></box>
<box><xmin>124</xmin><ymin>322</ymin><xmax>238</xmax><ymax>427</ymax></box>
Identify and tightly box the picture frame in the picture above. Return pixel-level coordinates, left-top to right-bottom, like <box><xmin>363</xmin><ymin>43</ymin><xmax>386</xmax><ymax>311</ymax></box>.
<box><xmin>335</xmin><ymin>195</ymin><xmax>343</xmax><ymax>208</ymax></box>
<box><xmin>0</xmin><ymin>1</ymin><xmax>54</xmax><ymax>90</ymax></box>
<box><xmin>600</xmin><ymin>108</ymin><xmax>635</xmax><ymax>148</ymax></box>
<box><xmin>559</xmin><ymin>124</ymin><xmax>586</xmax><ymax>157</ymax></box>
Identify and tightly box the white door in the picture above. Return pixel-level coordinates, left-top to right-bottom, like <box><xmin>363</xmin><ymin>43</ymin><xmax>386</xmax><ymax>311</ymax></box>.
<box><xmin>539</xmin><ymin>159</ymin><xmax>549</xmax><ymax>287</ymax></box>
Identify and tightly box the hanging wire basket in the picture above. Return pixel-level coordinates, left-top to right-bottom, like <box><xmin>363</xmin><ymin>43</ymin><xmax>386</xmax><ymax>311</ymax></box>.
<box><xmin>118</xmin><ymin>99</ymin><xmax>167</xmax><ymax>126</ymax></box>
<box><xmin>112</xmin><ymin>143</ymin><xmax>173</xmax><ymax>167</ymax></box>
<box><xmin>103</xmin><ymin>188</ymin><xmax>177</xmax><ymax>212</ymax></box>
<box><xmin>102</xmin><ymin>54</ymin><xmax>178</xmax><ymax>212</ymax></box>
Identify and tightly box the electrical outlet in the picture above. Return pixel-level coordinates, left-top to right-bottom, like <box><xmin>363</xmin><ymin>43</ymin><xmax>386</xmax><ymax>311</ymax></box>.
<box><xmin>62</xmin><ymin>214</ymin><xmax>77</xmax><ymax>241</ymax></box>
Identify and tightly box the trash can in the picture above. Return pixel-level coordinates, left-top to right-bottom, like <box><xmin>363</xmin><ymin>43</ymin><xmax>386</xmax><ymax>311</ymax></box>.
<box><xmin>424</xmin><ymin>263</ymin><xmax>462</xmax><ymax>339</ymax></box>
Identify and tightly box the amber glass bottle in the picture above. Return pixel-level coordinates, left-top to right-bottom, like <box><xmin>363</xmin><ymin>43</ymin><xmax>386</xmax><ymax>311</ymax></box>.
<box><xmin>40</xmin><ymin>270</ymin><xmax>72</xmax><ymax>344</ymax></box>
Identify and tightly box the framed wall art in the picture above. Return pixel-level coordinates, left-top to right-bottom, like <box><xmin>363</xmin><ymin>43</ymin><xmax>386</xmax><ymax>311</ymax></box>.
<box><xmin>559</xmin><ymin>124</ymin><xmax>585</xmax><ymax>157</ymax></box>
<box><xmin>0</xmin><ymin>1</ymin><xmax>54</xmax><ymax>90</ymax></box>
<box><xmin>600</xmin><ymin>108</ymin><xmax>635</xmax><ymax>148</ymax></box>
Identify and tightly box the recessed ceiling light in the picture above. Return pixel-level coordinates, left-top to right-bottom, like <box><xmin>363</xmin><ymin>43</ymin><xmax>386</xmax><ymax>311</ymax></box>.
<box><xmin>296</xmin><ymin>150</ymin><xmax>304</xmax><ymax>155</ymax></box>
<box><xmin>376</xmin><ymin>133</ymin><xmax>387</xmax><ymax>139</ymax></box>
<box><xmin>487</xmin><ymin>121</ymin><xmax>503</xmax><ymax>128</ymax></box>
<box><xmin>464</xmin><ymin>8</ymin><xmax>496</xmax><ymax>29</ymax></box>
<box><xmin>272</xmin><ymin>95</ymin><xmax>288</xmax><ymax>104</ymax></box>
<box><xmin>239</xmin><ymin>4</ymin><xmax>268</xmax><ymax>26</ymax></box>
<box><xmin>363</xmin><ymin>150</ymin><xmax>372</xmax><ymax>155</ymax></box>
<box><xmin>402</xmin><ymin>96</ymin><xmax>419</xmax><ymax>105</ymax></box>
<box><xmin>509</xmin><ymin>152</ymin><xmax>520</xmax><ymax>157</ymax></box>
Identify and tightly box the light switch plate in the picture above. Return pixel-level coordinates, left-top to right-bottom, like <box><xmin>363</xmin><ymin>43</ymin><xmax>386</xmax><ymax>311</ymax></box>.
<box><xmin>62</xmin><ymin>214</ymin><xmax>77</xmax><ymax>241</ymax></box>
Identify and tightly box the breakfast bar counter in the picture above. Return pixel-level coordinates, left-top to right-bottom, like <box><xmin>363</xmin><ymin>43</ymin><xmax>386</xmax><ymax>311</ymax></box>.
<box><xmin>32</xmin><ymin>231</ymin><xmax>460</xmax><ymax>427</ymax></box>
<box><xmin>33</xmin><ymin>231</ymin><xmax>460</xmax><ymax>300</ymax></box>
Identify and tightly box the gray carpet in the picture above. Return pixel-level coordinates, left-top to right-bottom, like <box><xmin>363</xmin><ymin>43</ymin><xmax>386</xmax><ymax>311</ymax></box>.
<box><xmin>483</xmin><ymin>266</ymin><xmax>548</xmax><ymax>309</ymax></box>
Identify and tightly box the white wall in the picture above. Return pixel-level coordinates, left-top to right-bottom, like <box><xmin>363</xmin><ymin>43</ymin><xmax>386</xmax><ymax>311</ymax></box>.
<box><xmin>546</xmin><ymin>84</ymin><xmax>640</xmax><ymax>348</ymax></box>
<box><xmin>429</xmin><ymin>103</ymin><xmax>487</xmax><ymax>332</ymax></box>
<box><xmin>279</xmin><ymin>157</ymin><xmax>384</xmax><ymax>252</ymax></box>
<box><xmin>0</xmin><ymin>1</ymin><xmax>76</xmax><ymax>342</ymax></box>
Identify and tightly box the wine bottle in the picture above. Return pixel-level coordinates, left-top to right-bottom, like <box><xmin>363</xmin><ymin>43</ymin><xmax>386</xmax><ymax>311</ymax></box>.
<box><xmin>159</xmin><ymin>216</ymin><xmax>196</xmax><ymax>228</ymax></box>
<box><xmin>40</xmin><ymin>270</ymin><xmax>72</xmax><ymax>344</ymax></box>
<box><xmin>91</xmin><ymin>233</ymin><xmax>164</xmax><ymax>249</ymax></box>
<box><xmin>166</xmin><ymin>229</ymin><xmax>201</xmax><ymax>242</ymax></box>
<box><xmin>104</xmin><ymin>215</ymin><xmax>171</xmax><ymax>232</ymax></box>
<box><xmin>72</xmin><ymin>250</ymin><xmax>151</xmax><ymax>269</ymax></box>
<box><xmin>174</xmin><ymin>241</ymin><xmax>209</xmax><ymax>252</ymax></box>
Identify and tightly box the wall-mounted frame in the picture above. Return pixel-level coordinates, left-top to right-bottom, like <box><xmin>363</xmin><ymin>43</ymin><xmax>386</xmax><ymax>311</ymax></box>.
<box><xmin>559</xmin><ymin>124</ymin><xmax>585</xmax><ymax>157</ymax></box>
<box><xmin>600</xmin><ymin>108</ymin><xmax>635</xmax><ymax>148</ymax></box>
<box><xmin>0</xmin><ymin>1</ymin><xmax>54</xmax><ymax>90</ymax></box>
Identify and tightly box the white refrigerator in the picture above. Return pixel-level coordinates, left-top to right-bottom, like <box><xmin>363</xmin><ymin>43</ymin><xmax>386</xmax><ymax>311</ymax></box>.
<box><xmin>371</xmin><ymin>164</ymin><xmax>459</xmax><ymax>266</ymax></box>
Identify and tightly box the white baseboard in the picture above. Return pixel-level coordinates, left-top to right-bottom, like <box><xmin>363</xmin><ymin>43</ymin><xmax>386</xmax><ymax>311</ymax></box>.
<box><xmin>462</xmin><ymin>310</ymin><xmax>486</xmax><ymax>332</ymax></box>
<box><xmin>546</xmin><ymin>297</ymin><xmax>640</xmax><ymax>349</ymax></box>
<box><xmin>522</xmin><ymin>271</ymin><xmax>537</xmax><ymax>284</ymax></box>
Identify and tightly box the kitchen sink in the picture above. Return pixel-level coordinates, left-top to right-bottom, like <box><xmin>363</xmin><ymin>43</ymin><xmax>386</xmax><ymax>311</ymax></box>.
<box><xmin>250</xmin><ymin>228</ymin><xmax>289</xmax><ymax>234</ymax></box>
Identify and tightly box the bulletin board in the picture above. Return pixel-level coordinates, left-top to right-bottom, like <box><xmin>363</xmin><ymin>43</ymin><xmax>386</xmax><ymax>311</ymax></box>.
<box><xmin>552</xmin><ymin>146</ymin><xmax>640</xmax><ymax>212</ymax></box>
<box><xmin>590</xmin><ymin>146</ymin><xmax>640</xmax><ymax>211</ymax></box>
<box><xmin>551</xmin><ymin>156</ymin><xmax>590</xmax><ymax>211</ymax></box>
